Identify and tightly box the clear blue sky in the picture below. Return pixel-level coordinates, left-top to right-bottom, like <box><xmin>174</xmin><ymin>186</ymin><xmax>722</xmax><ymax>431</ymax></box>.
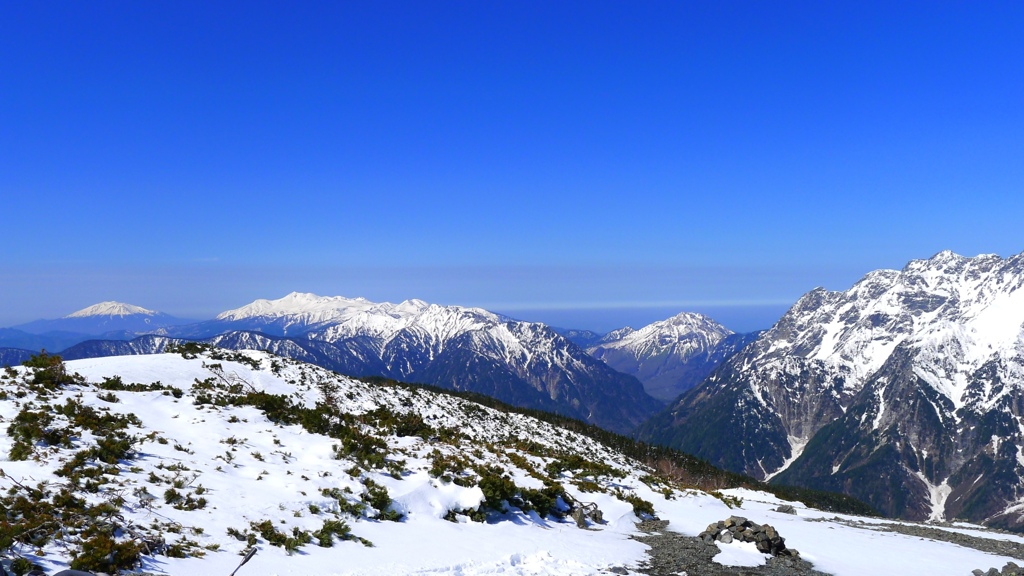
<box><xmin>2</xmin><ymin>2</ymin><xmax>1023</xmax><ymax>332</ymax></box>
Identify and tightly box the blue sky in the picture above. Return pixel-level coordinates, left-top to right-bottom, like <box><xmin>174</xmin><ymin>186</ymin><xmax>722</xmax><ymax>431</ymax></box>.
<box><xmin>2</xmin><ymin>2</ymin><xmax>1023</xmax><ymax>331</ymax></box>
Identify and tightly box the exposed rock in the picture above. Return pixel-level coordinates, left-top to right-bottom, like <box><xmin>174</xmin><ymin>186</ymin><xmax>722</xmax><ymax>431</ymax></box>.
<box><xmin>697</xmin><ymin>517</ymin><xmax>798</xmax><ymax>558</ymax></box>
<box><xmin>571</xmin><ymin>501</ymin><xmax>604</xmax><ymax>528</ymax></box>
<box><xmin>971</xmin><ymin>561</ymin><xmax>1023</xmax><ymax>576</ymax></box>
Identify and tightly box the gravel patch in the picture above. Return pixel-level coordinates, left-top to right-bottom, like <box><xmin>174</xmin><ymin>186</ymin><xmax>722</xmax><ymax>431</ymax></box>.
<box><xmin>632</xmin><ymin>520</ymin><xmax>831</xmax><ymax>576</ymax></box>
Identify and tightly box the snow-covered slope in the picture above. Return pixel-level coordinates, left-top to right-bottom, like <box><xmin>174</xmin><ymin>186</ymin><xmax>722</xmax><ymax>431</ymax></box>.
<box><xmin>12</xmin><ymin>301</ymin><xmax>193</xmax><ymax>339</ymax></box>
<box><xmin>588</xmin><ymin>313</ymin><xmax>755</xmax><ymax>401</ymax></box>
<box><xmin>167</xmin><ymin>293</ymin><xmax>662</xmax><ymax>434</ymax></box>
<box><xmin>642</xmin><ymin>250</ymin><xmax>1024</xmax><ymax>529</ymax></box>
<box><xmin>1</xmin><ymin>350</ymin><xmax>1020</xmax><ymax>576</ymax></box>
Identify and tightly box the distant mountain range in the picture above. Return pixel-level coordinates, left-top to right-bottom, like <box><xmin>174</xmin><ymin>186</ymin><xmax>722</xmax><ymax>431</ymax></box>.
<box><xmin>8</xmin><ymin>293</ymin><xmax>698</xmax><ymax>434</ymax></box>
<box><xmin>3</xmin><ymin>293</ymin><xmax>765</xmax><ymax>433</ymax></box>
<box><xmin>640</xmin><ymin>250</ymin><xmax>1024</xmax><ymax>530</ymax></box>
<box><xmin>11</xmin><ymin>250</ymin><xmax>1024</xmax><ymax>532</ymax></box>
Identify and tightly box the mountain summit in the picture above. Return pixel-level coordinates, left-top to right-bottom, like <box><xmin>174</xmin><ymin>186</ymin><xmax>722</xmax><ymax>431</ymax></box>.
<box><xmin>588</xmin><ymin>312</ymin><xmax>757</xmax><ymax>401</ymax></box>
<box><xmin>65</xmin><ymin>301</ymin><xmax>158</xmax><ymax>318</ymax></box>
<box><xmin>640</xmin><ymin>250</ymin><xmax>1024</xmax><ymax>528</ymax></box>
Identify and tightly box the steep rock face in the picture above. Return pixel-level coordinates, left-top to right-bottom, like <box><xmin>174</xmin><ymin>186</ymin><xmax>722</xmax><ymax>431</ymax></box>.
<box><xmin>305</xmin><ymin>298</ymin><xmax>662</xmax><ymax>433</ymax></box>
<box><xmin>411</xmin><ymin>322</ymin><xmax>661</xmax><ymax>432</ymax></box>
<box><xmin>640</xmin><ymin>251</ymin><xmax>1024</xmax><ymax>528</ymax></box>
<box><xmin>587</xmin><ymin>313</ymin><xmax>752</xmax><ymax>401</ymax></box>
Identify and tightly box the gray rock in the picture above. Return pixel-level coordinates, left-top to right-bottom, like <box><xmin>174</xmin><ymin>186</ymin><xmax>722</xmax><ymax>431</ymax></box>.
<box><xmin>720</xmin><ymin>531</ymin><xmax>734</xmax><ymax>544</ymax></box>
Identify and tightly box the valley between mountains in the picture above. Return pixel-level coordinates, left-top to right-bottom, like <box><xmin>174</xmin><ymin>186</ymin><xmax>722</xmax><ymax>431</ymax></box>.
<box><xmin>5</xmin><ymin>249</ymin><xmax>1024</xmax><ymax>574</ymax></box>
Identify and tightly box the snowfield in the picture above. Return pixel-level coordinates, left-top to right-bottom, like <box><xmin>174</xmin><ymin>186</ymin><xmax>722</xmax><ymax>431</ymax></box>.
<box><xmin>0</xmin><ymin>350</ymin><xmax>1020</xmax><ymax>575</ymax></box>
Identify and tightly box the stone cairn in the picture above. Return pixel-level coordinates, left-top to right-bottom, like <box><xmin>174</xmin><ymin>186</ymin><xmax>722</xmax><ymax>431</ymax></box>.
<box><xmin>698</xmin><ymin>515</ymin><xmax>799</xmax><ymax>557</ymax></box>
<box><xmin>973</xmin><ymin>561</ymin><xmax>1023</xmax><ymax>576</ymax></box>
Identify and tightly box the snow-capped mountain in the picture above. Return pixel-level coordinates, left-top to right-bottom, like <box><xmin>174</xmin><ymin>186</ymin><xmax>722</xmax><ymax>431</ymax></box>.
<box><xmin>207</xmin><ymin>292</ymin><xmax>383</xmax><ymax>335</ymax></box>
<box><xmin>67</xmin><ymin>301</ymin><xmax>155</xmax><ymax>317</ymax></box>
<box><xmin>641</xmin><ymin>250</ymin><xmax>1024</xmax><ymax>529</ymax></box>
<box><xmin>11</xmin><ymin>301</ymin><xmax>193</xmax><ymax>339</ymax></box>
<box><xmin>587</xmin><ymin>313</ymin><xmax>757</xmax><ymax>401</ymax></box>
<box><xmin>140</xmin><ymin>293</ymin><xmax>663</xmax><ymax>434</ymax></box>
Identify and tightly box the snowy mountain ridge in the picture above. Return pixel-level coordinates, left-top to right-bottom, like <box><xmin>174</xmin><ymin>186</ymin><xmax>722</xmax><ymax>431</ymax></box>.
<box><xmin>751</xmin><ymin>250</ymin><xmax>1024</xmax><ymax>408</ymax></box>
<box><xmin>308</xmin><ymin>299</ymin><xmax>502</xmax><ymax>349</ymax></box>
<box><xmin>641</xmin><ymin>250</ymin><xmax>1024</xmax><ymax>529</ymax></box>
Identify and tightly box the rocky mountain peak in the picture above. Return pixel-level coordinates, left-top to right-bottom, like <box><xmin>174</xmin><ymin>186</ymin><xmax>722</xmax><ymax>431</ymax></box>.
<box><xmin>587</xmin><ymin>311</ymin><xmax>745</xmax><ymax>402</ymax></box>
<box><xmin>640</xmin><ymin>249</ymin><xmax>1024</xmax><ymax>530</ymax></box>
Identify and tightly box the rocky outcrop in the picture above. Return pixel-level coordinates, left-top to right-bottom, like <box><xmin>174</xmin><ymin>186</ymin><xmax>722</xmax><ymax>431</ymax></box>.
<box><xmin>698</xmin><ymin>516</ymin><xmax>799</xmax><ymax>557</ymax></box>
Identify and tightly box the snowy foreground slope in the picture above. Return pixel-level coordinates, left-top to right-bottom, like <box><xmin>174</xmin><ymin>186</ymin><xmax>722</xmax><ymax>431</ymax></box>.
<box><xmin>1</xmin><ymin>350</ymin><xmax>1021</xmax><ymax>575</ymax></box>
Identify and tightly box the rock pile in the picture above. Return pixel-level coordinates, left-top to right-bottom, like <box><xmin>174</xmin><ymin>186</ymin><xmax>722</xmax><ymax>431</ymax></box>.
<box><xmin>973</xmin><ymin>561</ymin><xmax>1023</xmax><ymax>575</ymax></box>
<box><xmin>698</xmin><ymin>516</ymin><xmax>799</xmax><ymax>557</ymax></box>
